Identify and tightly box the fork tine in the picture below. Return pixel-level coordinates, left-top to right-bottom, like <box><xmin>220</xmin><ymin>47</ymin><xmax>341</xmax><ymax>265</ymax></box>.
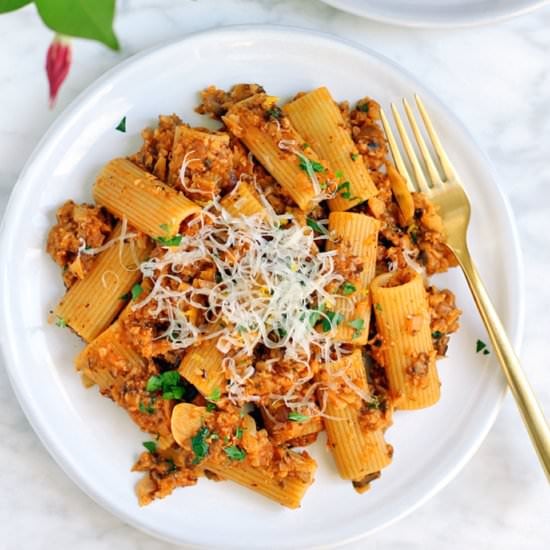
<box><xmin>380</xmin><ymin>107</ymin><xmax>417</xmax><ymax>193</ymax></box>
<box><xmin>402</xmin><ymin>98</ymin><xmax>443</xmax><ymax>187</ymax></box>
<box><xmin>414</xmin><ymin>94</ymin><xmax>457</xmax><ymax>181</ymax></box>
<box><xmin>390</xmin><ymin>103</ymin><xmax>430</xmax><ymax>193</ymax></box>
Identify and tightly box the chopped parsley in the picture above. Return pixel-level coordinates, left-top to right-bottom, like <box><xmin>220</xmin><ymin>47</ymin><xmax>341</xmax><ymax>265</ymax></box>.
<box><xmin>288</xmin><ymin>412</ymin><xmax>309</xmax><ymax>422</ymax></box>
<box><xmin>335</xmin><ymin>170</ymin><xmax>344</xmax><ymax>179</ymax></box>
<box><xmin>166</xmin><ymin>458</ymin><xmax>177</xmax><ymax>473</ymax></box>
<box><xmin>154</xmin><ymin>234</ymin><xmax>183</xmax><ymax>247</ymax></box>
<box><xmin>191</xmin><ymin>426</ymin><xmax>210</xmax><ymax>464</ymax></box>
<box><xmin>146</xmin><ymin>370</ymin><xmax>185</xmax><ymax>400</ymax></box>
<box><xmin>119</xmin><ymin>291</ymin><xmax>131</xmax><ymax>301</ymax></box>
<box><xmin>340</xmin><ymin>281</ymin><xmax>357</xmax><ymax>296</ymax></box>
<box><xmin>367</xmin><ymin>396</ymin><xmax>382</xmax><ymax>410</ymax></box>
<box><xmin>224</xmin><ymin>445</ymin><xmax>246</xmax><ymax>461</ymax></box>
<box><xmin>301</xmin><ymin>142</ymin><xmax>310</xmax><ymax>150</ymax></box>
<box><xmin>235</xmin><ymin>426</ymin><xmax>244</xmax><ymax>439</ymax></box>
<box><xmin>308</xmin><ymin>303</ymin><xmax>326</xmax><ymax>327</ymax></box>
<box><xmin>321</xmin><ymin>311</ymin><xmax>343</xmax><ymax>332</ymax></box>
<box><xmin>306</xmin><ymin>217</ymin><xmax>328</xmax><ymax>235</ymax></box>
<box><xmin>375</xmin><ymin>303</ymin><xmax>383</xmax><ymax>312</ymax></box>
<box><xmin>299</xmin><ymin>157</ymin><xmax>325</xmax><ymax>173</ymax></box>
<box><xmin>115</xmin><ymin>115</ymin><xmax>126</xmax><ymax>132</ymax></box>
<box><xmin>131</xmin><ymin>283</ymin><xmax>143</xmax><ymax>301</ymax></box>
<box><xmin>55</xmin><ymin>317</ymin><xmax>67</xmax><ymax>328</ymax></box>
<box><xmin>350</xmin><ymin>152</ymin><xmax>359</xmax><ymax>161</ymax></box>
<box><xmin>348</xmin><ymin>318</ymin><xmax>365</xmax><ymax>339</ymax></box>
<box><xmin>337</xmin><ymin>181</ymin><xmax>356</xmax><ymax>201</ymax></box>
<box><xmin>265</xmin><ymin>106</ymin><xmax>282</xmax><ymax>120</ymax></box>
<box><xmin>357</xmin><ymin>102</ymin><xmax>369</xmax><ymax>113</ymax></box>
<box><xmin>476</xmin><ymin>339</ymin><xmax>490</xmax><ymax>355</ymax></box>
<box><xmin>432</xmin><ymin>330</ymin><xmax>443</xmax><ymax>339</ymax></box>
<box><xmin>206</xmin><ymin>387</ymin><xmax>221</xmax><ymax>411</ymax></box>
<box><xmin>142</xmin><ymin>440</ymin><xmax>157</xmax><ymax>454</ymax></box>
<box><xmin>139</xmin><ymin>400</ymin><xmax>155</xmax><ymax>415</ymax></box>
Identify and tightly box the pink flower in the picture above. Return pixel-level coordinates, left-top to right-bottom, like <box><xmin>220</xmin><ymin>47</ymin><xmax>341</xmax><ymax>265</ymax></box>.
<box><xmin>46</xmin><ymin>35</ymin><xmax>72</xmax><ymax>108</ymax></box>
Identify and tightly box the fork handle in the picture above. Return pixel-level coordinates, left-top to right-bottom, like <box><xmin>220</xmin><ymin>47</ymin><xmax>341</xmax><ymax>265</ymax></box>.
<box><xmin>457</xmin><ymin>249</ymin><xmax>550</xmax><ymax>481</ymax></box>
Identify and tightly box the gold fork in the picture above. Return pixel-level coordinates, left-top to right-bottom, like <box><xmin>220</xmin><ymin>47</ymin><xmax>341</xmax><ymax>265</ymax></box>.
<box><xmin>380</xmin><ymin>96</ymin><xmax>550</xmax><ymax>481</ymax></box>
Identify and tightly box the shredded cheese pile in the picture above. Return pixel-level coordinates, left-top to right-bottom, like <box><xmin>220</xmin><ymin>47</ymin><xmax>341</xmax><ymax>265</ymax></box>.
<box><xmin>137</xmin><ymin>202</ymin><xmax>348</xmax><ymax>365</ymax></box>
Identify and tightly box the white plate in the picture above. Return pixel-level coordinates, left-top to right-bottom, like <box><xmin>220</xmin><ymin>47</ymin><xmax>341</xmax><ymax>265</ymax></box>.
<box><xmin>320</xmin><ymin>0</ymin><xmax>549</xmax><ymax>27</ymax></box>
<box><xmin>0</xmin><ymin>26</ymin><xmax>523</xmax><ymax>548</ymax></box>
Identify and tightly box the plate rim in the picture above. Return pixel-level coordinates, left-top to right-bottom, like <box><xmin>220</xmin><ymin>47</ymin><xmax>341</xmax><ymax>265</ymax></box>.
<box><xmin>319</xmin><ymin>0</ymin><xmax>550</xmax><ymax>28</ymax></box>
<box><xmin>0</xmin><ymin>24</ymin><xmax>525</xmax><ymax>548</ymax></box>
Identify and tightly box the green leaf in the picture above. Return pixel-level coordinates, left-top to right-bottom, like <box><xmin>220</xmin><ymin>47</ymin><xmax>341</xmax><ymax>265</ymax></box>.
<box><xmin>205</xmin><ymin>402</ymin><xmax>216</xmax><ymax>412</ymax></box>
<box><xmin>340</xmin><ymin>281</ymin><xmax>357</xmax><ymax>296</ymax></box>
<box><xmin>154</xmin><ymin>234</ymin><xmax>183</xmax><ymax>247</ymax></box>
<box><xmin>337</xmin><ymin>181</ymin><xmax>356</xmax><ymax>200</ymax></box>
<box><xmin>299</xmin><ymin>157</ymin><xmax>325</xmax><ymax>173</ymax></box>
<box><xmin>139</xmin><ymin>400</ymin><xmax>155</xmax><ymax>415</ymax></box>
<box><xmin>348</xmin><ymin>318</ymin><xmax>365</xmax><ymax>339</ymax></box>
<box><xmin>191</xmin><ymin>426</ymin><xmax>210</xmax><ymax>463</ymax></box>
<box><xmin>432</xmin><ymin>330</ymin><xmax>443</xmax><ymax>339</ymax></box>
<box><xmin>357</xmin><ymin>102</ymin><xmax>369</xmax><ymax>113</ymax></box>
<box><xmin>131</xmin><ymin>283</ymin><xmax>143</xmax><ymax>301</ymax></box>
<box><xmin>350</xmin><ymin>152</ymin><xmax>359</xmax><ymax>161</ymax></box>
<box><xmin>288</xmin><ymin>411</ymin><xmax>309</xmax><ymax>422</ymax></box>
<box><xmin>146</xmin><ymin>370</ymin><xmax>185</xmax><ymax>401</ymax></box>
<box><xmin>476</xmin><ymin>339</ymin><xmax>487</xmax><ymax>353</ymax></box>
<box><xmin>375</xmin><ymin>303</ymin><xmax>383</xmax><ymax>312</ymax></box>
<box><xmin>321</xmin><ymin>311</ymin><xmax>343</xmax><ymax>332</ymax></box>
<box><xmin>142</xmin><ymin>441</ymin><xmax>157</xmax><ymax>454</ymax></box>
<box><xmin>265</xmin><ymin>106</ymin><xmax>282</xmax><ymax>121</ymax></box>
<box><xmin>115</xmin><ymin>115</ymin><xmax>126</xmax><ymax>132</ymax></box>
<box><xmin>224</xmin><ymin>445</ymin><xmax>246</xmax><ymax>461</ymax></box>
<box><xmin>235</xmin><ymin>426</ymin><xmax>243</xmax><ymax>439</ymax></box>
<box><xmin>55</xmin><ymin>316</ymin><xmax>67</xmax><ymax>328</ymax></box>
<box><xmin>35</xmin><ymin>0</ymin><xmax>120</xmax><ymax>50</ymax></box>
<box><xmin>208</xmin><ymin>387</ymin><xmax>221</xmax><ymax>403</ymax></box>
<box><xmin>0</xmin><ymin>0</ymin><xmax>31</xmax><ymax>14</ymax></box>
<box><xmin>306</xmin><ymin>217</ymin><xmax>328</xmax><ymax>235</ymax></box>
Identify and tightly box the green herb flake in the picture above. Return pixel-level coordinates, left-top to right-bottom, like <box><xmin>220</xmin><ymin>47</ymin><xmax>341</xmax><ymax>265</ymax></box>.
<box><xmin>432</xmin><ymin>331</ymin><xmax>443</xmax><ymax>339</ymax></box>
<box><xmin>131</xmin><ymin>283</ymin><xmax>143</xmax><ymax>301</ymax></box>
<box><xmin>348</xmin><ymin>318</ymin><xmax>365</xmax><ymax>339</ymax></box>
<box><xmin>224</xmin><ymin>445</ymin><xmax>246</xmax><ymax>461</ymax></box>
<box><xmin>367</xmin><ymin>396</ymin><xmax>382</xmax><ymax>410</ymax></box>
<box><xmin>154</xmin><ymin>234</ymin><xmax>183</xmax><ymax>247</ymax></box>
<box><xmin>55</xmin><ymin>317</ymin><xmax>67</xmax><ymax>328</ymax></box>
<box><xmin>206</xmin><ymin>402</ymin><xmax>216</xmax><ymax>412</ymax></box>
<box><xmin>209</xmin><ymin>387</ymin><xmax>221</xmax><ymax>403</ymax></box>
<box><xmin>288</xmin><ymin>412</ymin><xmax>310</xmax><ymax>422</ymax></box>
<box><xmin>341</xmin><ymin>281</ymin><xmax>357</xmax><ymax>296</ymax></box>
<box><xmin>139</xmin><ymin>401</ymin><xmax>155</xmax><ymax>415</ymax></box>
<box><xmin>115</xmin><ymin>116</ymin><xmax>126</xmax><ymax>133</ymax></box>
<box><xmin>146</xmin><ymin>370</ymin><xmax>185</xmax><ymax>401</ymax></box>
<box><xmin>337</xmin><ymin>180</ymin><xmax>356</xmax><ymax>201</ymax></box>
<box><xmin>483</xmin><ymin>349</ymin><xmax>490</xmax><ymax>355</ymax></box>
<box><xmin>350</xmin><ymin>153</ymin><xmax>359</xmax><ymax>161</ymax></box>
<box><xmin>191</xmin><ymin>426</ymin><xmax>210</xmax><ymax>464</ymax></box>
<box><xmin>335</xmin><ymin>170</ymin><xmax>344</xmax><ymax>180</ymax></box>
<box><xmin>265</xmin><ymin>106</ymin><xmax>282</xmax><ymax>121</ymax></box>
<box><xmin>235</xmin><ymin>426</ymin><xmax>243</xmax><ymax>439</ymax></box>
<box><xmin>375</xmin><ymin>303</ymin><xmax>383</xmax><ymax>312</ymax></box>
<box><xmin>301</xmin><ymin>143</ymin><xmax>310</xmax><ymax>150</ymax></box>
<box><xmin>299</xmin><ymin>157</ymin><xmax>325</xmax><ymax>173</ymax></box>
<box><xmin>358</xmin><ymin>102</ymin><xmax>369</xmax><ymax>113</ymax></box>
<box><xmin>321</xmin><ymin>311</ymin><xmax>343</xmax><ymax>332</ymax></box>
<box><xmin>306</xmin><ymin>217</ymin><xmax>328</xmax><ymax>235</ymax></box>
<box><xmin>142</xmin><ymin>441</ymin><xmax>157</xmax><ymax>454</ymax></box>
<box><xmin>166</xmin><ymin>458</ymin><xmax>177</xmax><ymax>473</ymax></box>
<box><xmin>476</xmin><ymin>339</ymin><xmax>488</xmax><ymax>353</ymax></box>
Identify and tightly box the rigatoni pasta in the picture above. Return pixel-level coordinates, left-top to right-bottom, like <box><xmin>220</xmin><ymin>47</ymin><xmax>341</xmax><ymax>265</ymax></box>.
<box><xmin>284</xmin><ymin>87</ymin><xmax>378</xmax><ymax>211</ymax></box>
<box><xmin>371</xmin><ymin>269</ymin><xmax>440</xmax><ymax>409</ymax></box>
<box><xmin>55</xmin><ymin>223</ymin><xmax>152</xmax><ymax>342</ymax></box>
<box><xmin>326</xmin><ymin>211</ymin><xmax>379</xmax><ymax>345</ymax></box>
<box><xmin>45</xmin><ymin>83</ymin><xmax>461</xmax><ymax>509</ymax></box>
<box><xmin>93</xmin><ymin>158</ymin><xmax>201</xmax><ymax>237</ymax></box>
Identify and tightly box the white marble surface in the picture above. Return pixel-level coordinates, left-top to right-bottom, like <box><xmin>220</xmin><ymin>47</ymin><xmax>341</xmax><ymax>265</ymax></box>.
<box><xmin>1</xmin><ymin>1</ymin><xmax>549</xmax><ymax>548</ymax></box>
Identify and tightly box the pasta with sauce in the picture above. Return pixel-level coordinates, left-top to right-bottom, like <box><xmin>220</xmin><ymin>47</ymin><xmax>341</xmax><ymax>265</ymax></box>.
<box><xmin>46</xmin><ymin>84</ymin><xmax>461</xmax><ymax>508</ymax></box>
